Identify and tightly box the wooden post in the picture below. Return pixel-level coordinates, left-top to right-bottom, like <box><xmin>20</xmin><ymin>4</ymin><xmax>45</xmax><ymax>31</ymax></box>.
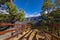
<box><xmin>10</xmin><ymin>0</ymin><xmax>13</xmax><ymax>3</ymax></box>
<box><xmin>49</xmin><ymin>24</ymin><xmax>55</xmax><ymax>34</ymax></box>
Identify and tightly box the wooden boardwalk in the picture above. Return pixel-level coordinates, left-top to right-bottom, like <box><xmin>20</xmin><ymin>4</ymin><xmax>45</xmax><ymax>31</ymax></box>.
<box><xmin>0</xmin><ymin>29</ymin><xmax>45</xmax><ymax>40</ymax></box>
<box><xmin>0</xmin><ymin>29</ymin><xmax>60</xmax><ymax>40</ymax></box>
<box><xmin>8</xmin><ymin>29</ymin><xmax>45</xmax><ymax>40</ymax></box>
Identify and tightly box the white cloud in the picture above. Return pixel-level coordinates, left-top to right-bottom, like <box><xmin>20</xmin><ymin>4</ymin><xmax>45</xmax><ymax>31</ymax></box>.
<box><xmin>25</xmin><ymin>12</ymin><xmax>40</xmax><ymax>18</ymax></box>
<box><xmin>26</xmin><ymin>14</ymin><xmax>40</xmax><ymax>17</ymax></box>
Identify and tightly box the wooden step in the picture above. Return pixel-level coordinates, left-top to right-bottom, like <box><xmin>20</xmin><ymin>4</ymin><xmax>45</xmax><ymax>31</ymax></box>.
<box><xmin>28</xmin><ymin>30</ymin><xmax>37</xmax><ymax>40</ymax></box>
<box><xmin>19</xmin><ymin>30</ymin><xmax>33</xmax><ymax>40</ymax></box>
<box><xmin>21</xmin><ymin>30</ymin><xmax>33</xmax><ymax>40</ymax></box>
<box><xmin>5</xmin><ymin>30</ymin><xmax>31</xmax><ymax>40</ymax></box>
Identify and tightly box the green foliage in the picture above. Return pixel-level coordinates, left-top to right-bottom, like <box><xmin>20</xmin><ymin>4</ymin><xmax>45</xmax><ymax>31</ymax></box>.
<box><xmin>41</xmin><ymin>20</ymin><xmax>46</xmax><ymax>25</ymax></box>
<box><xmin>42</xmin><ymin>0</ymin><xmax>60</xmax><ymax>24</ymax></box>
<box><xmin>27</xmin><ymin>22</ymin><xmax>35</xmax><ymax>29</ymax></box>
<box><xmin>0</xmin><ymin>14</ymin><xmax>10</xmax><ymax>22</ymax></box>
<box><xmin>55</xmin><ymin>0</ymin><xmax>60</xmax><ymax>9</ymax></box>
<box><xmin>41</xmin><ymin>0</ymin><xmax>60</xmax><ymax>37</ymax></box>
<box><xmin>49</xmin><ymin>8</ymin><xmax>60</xmax><ymax>23</ymax></box>
<box><xmin>55</xmin><ymin>28</ymin><xmax>60</xmax><ymax>36</ymax></box>
<box><xmin>0</xmin><ymin>0</ymin><xmax>6</xmax><ymax>4</ymax></box>
<box><xmin>41</xmin><ymin>0</ymin><xmax>54</xmax><ymax>25</ymax></box>
<box><xmin>0</xmin><ymin>14</ymin><xmax>4</xmax><ymax>20</ymax></box>
<box><xmin>0</xmin><ymin>1</ymin><xmax>26</xmax><ymax>31</ymax></box>
<box><xmin>5</xmin><ymin>2</ymin><xmax>18</xmax><ymax>23</ymax></box>
<box><xmin>0</xmin><ymin>2</ymin><xmax>25</xmax><ymax>23</ymax></box>
<box><xmin>15</xmin><ymin>10</ymin><xmax>25</xmax><ymax>21</ymax></box>
<box><xmin>45</xmin><ymin>26</ymin><xmax>50</xmax><ymax>31</ymax></box>
<box><xmin>42</xmin><ymin>0</ymin><xmax>53</xmax><ymax>11</ymax></box>
<box><xmin>6</xmin><ymin>2</ymin><xmax>18</xmax><ymax>15</ymax></box>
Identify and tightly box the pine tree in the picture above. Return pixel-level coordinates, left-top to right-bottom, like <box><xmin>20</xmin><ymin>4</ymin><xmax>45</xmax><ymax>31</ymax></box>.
<box><xmin>42</xmin><ymin>0</ymin><xmax>53</xmax><ymax>13</ymax></box>
<box><xmin>55</xmin><ymin>0</ymin><xmax>60</xmax><ymax>9</ymax></box>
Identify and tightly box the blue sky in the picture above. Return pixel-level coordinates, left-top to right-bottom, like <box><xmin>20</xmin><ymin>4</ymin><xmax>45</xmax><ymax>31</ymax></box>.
<box><xmin>14</xmin><ymin>0</ymin><xmax>44</xmax><ymax>17</ymax></box>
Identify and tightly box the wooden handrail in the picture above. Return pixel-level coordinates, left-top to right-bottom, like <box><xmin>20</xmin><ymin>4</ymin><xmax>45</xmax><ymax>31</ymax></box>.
<box><xmin>53</xmin><ymin>23</ymin><xmax>60</xmax><ymax>28</ymax></box>
<box><xmin>44</xmin><ymin>29</ymin><xmax>60</xmax><ymax>40</ymax></box>
<box><xmin>0</xmin><ymin>23</ymin><xmax>26</xmax><ymax>26</ymax></box>
<box><xmin>0</xmin><ymin>23</ymin><xmax>26</xmax><ymax>35</ymax></box>
<box><xmin>0</xmin><ymin>28</ymin><xmax>20</xmax><ymax>35</ymax></box>
<box><xmin>0</xmin><ymin>22</ymin><xmax>27</xmax><ymax>40</ymax></box>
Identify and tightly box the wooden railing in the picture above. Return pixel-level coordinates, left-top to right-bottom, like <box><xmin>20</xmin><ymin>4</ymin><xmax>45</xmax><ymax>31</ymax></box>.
<box><xmin>0</xmin><ymin>23</ymin><xmax>26</xmax><ymax>26</ymax></box>
<box><xmin>0</xmin><ymin>23</ymin><xmax>60</xmax><ymax>40</ymax></box>
<box><xmin>0</xmin><ymin>23</ymin><xmax>26</xmax><ymax>40</ymax></box>
<box><xmin>44</xmin><ymin>30</ymin><xmax>60</xmax><ymax>40</ymax></box>
<box><xmin>0</xmin><ymin>28</ymin><xmax>19</xmax><ymax>35</ymax></box>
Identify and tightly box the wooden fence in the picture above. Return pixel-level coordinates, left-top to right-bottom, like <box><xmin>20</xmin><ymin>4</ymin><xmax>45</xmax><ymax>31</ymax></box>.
<box><xmin>0</xmin><ymin>23</ymin><xmax>26</xmax><ymax>40</ymax></box>
<box><xmin>44</xmin><ymin>29</ymin><xmax>60</xmax><ymax>40</ymax></box>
